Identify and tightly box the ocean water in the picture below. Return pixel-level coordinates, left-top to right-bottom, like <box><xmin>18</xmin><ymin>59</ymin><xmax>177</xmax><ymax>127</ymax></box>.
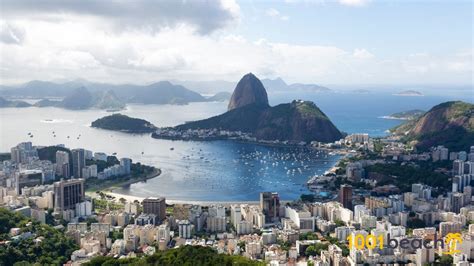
<box><xmin>0</xmin><ymin>91</ymin><xmax>471</xmax><ymax>201</ymax></box>
<box><xmin>271</xmin><ymin>90</ymin><xmax>473</xmax><ymax>136</ymax></box>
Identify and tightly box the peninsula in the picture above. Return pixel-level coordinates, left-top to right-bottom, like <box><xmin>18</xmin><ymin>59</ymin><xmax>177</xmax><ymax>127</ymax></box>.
<box><xmin>152</xmin><ymin>73</ymin><xmax>343</xmax><ymax>144</ymax></box>
<box><xmin>381</xmin><ymin>109</ymin><xmax>425</xmax><ymax>120</ymax></box>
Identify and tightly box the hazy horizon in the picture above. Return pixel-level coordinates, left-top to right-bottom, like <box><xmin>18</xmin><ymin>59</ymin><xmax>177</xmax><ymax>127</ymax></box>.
<box><xmin>0</xmin><ymin>0</ymin><xmax>472</xmax><ymax>87</ymax></box>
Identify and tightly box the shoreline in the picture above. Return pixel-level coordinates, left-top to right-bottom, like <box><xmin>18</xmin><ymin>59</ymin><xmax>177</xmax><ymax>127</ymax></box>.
<box><xmin>97</xmin><ymin>190</ymin><xmax>297</xmax><ymax>207</ymax></box>
<box><xmin>102</xmin><ymin>154</ymin><xmax>345</xmax><ymax>206</ymax></box>
<box><xmin>378</xmin><ymin>115</ymin><xmax>411</xmax><ymax>120</ymax></box>
<box><xmin>86</xmin><ymin>167</ymin><xmax>161</xmax><ymax>193</ymax></box>
<box><xmin>151</xmin><ymin>134</ymin><xmax>349</xmax><ymax>153</ymax></box>
<box><xmin>151</xmin><ymin>134</ymin><xmax>311</xmax><ymax>149</ymax></box>
<box><xmin>89</xmin><ymin>141</ymin><xmax>348</xmax><ymax>205</ymax></box>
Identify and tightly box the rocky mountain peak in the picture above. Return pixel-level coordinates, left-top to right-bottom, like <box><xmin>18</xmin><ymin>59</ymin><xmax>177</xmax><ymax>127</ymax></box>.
<box><xmin>228</xmin><ymin>73</ymin><xmax>269</xmax><ymax>111</ymax></box>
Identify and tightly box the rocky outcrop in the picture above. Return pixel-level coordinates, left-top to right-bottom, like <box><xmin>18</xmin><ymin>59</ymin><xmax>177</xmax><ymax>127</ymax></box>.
<box><xmin>174</xmin><ymin>74</ymin><xmax>343</xmax><ymax>143</ymax></box>
<box><xmin>207</xmin><ymin>92</ymin><xmax>232</xmax><ymax>102</ymax></box>
<box><xmin>393</xmin><ymin>101</ymin><xmax>474</xmax><ymax>150</ymax></box>
<box><xmin>95</xmin><ymin>90</ymin><xmax>125</xmax><ymax>110</ymax></box>
<box><xmin>228</xmin><ymin>73</ymin><xmax>269</xmax><ymax>111</ymax></box>
<box><xmin>129</xmin><ymin>81</ymin><xmax>206</xmax><ymax>105</ymax></box>
<box><xmin>256</xmin><ymin>100</ymin><xmax>342</xmax><ymax>142</ymax></box>
<box><xmin>60</xmin><ymin>86</ymin><xmax>94</xmax><ymax>110</ymax></box>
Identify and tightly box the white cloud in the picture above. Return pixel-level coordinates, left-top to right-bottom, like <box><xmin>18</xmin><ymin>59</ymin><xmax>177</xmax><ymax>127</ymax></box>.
<box><xmin>0</xmin><ymin>2</ymin><xmax>471</xmax><ymax>86</ymax></box>
<box><xmin>266</xmin><ymin>8</ymin><xmax>280</xmax><ymax>17</ymax></box>
<box><xmin>0</xmin><ymin>22</ymin><xmax>25</xmax><ymax>44</ymax></box>
<box><xmin>353</xmin><ymin>48</ymin><xmax>374</xmax><ymax>59</ymax></box>
<box><xmin>0</xmin><ymin>0</ymin><xmax>240</xmax><ymax>34</ymax></box>
<box><xmin>339</xmin><ymin>0</ymin><xmax>370</xmax><ymax>7</ymax></box>
<box><xmin>265</xmin><ymin>8</ymin><xmax>290</xmax><ymax>21</ymax></box>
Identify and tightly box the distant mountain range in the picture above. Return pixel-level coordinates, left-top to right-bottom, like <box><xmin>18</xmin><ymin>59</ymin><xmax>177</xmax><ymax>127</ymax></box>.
<box><xmin>394</xmin><ymin>90</ymin><xmax>424</xmax><ymax>96</ymax></box>
<box><xmin>0</xmin><ymin>79</ymin><xmax>230</xmax><ymax>109</ymax></box>
<box><xmin>392</xmin><ymin>101</ymin><xmax>474</xmax><ymax>151</ymax></box>
<box><xmin>172</xmin><ymin>77</ymin><xmax>332</xmax><ymax>94</ymax></box>
<box><xmin>0</xmin><ymin>97</ymin><xmax>31</xmax><ymax>108</ymax></box>
<box><xmin>1</xmin><ymin>88</ymin><xmax>126</xmax><ymax>110</ymax></box>
<box><xmin>260</xmin><ymin>78</ymin><xmax>332</xmax><ymax>93</ymax></box>
<box><xmin>0</xmin><ymin>77</ymin><xmax>330</xmax><ymax>109</ymax></box>
<box><xmin>172</xmin><ymin>73</ymin><xmax>342</xmax><ymax>143</ymax></box>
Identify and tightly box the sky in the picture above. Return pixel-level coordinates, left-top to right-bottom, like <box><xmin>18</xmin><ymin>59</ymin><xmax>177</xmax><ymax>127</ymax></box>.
<box><xmin>0</xmin><ymin>0</ymin><xmax>472</xmax><ymax>86</ymax></box>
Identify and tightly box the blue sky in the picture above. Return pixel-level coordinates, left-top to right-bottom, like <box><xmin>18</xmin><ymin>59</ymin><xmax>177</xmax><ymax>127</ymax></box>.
<box><xmin>0</xmin><ymin>0</ymin><xmax>472</xmax><ymax>86</ymax></box>
<box><xmin>236</xmin><ymin>1</ymin><xmax>472</xmax><ymax>56</ymax></box>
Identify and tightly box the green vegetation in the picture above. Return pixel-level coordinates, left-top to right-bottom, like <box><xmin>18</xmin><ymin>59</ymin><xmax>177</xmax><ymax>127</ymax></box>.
<box><xmin>37</xmin><ymin>146</ymin><xmax>76</xmax><ymax>181</ymax></box>
<box><xmin>91</xmin><ymin>114</ymin><xmax>157</xmax><ymax>133</ymax></box>
<box><xmin>334</xmin><ymin>219</ymin><xmax>346</xmax><ymax>227</ymax></box>
<box><xmin>411</xmin><ymin>126</ymin><xmax>474</xmax><ymax>152</ymax></box>
<box><xmin>388</xmin><ymin>109</ymin><xmax>425</xmax><ymax>120</ymax></box>
<box><xmin>304</xmin><ymin>243</ymin><xmax>328</xmax><ymax>257</ymax></box>
<box><xmin>109</xmin><ymin>230</ymin><xmax>124</xmax><ymax>243</ymax></box>
<box><xmin>434</xmin><ymin>254</ymin><xmax>453</xmax><ymax>265</ymax></box>
<box><xmin>407</xmin><ymin>218</ymin><xmax>426</xmax><ymax>229</ymax></box>
<box><xmin>334</xmin><ymin>176</ymin><xmax>371</xmax><ymax>190</ymax></box>
<box><xmin>86</xmin><ymin>155</ymin><xmax>120</xmax><ymax>172</ymax></box>
<box><xmin>83</xmin><ymin>245</ymin><xmax>263</xmax><ymax>266</ymax></box>
<box><xmin>37</xmin><ymin>146</ymin><xmax>72</xmax><ymax>165</ymax></box>
<box><xmin>365</xmin><ymin>162</ymin><xmax>450</xmax><ymax>193</ymax></box>
<box><xmin>392</xmin><ymin>101</ymin><xmax>474</xmax><ymax>151</ymax></box>
<box><xmin>276</xmin><ymin>240</ymin><xmax>292</xmax><ymax>251</ymax></box>
<box><xmin>85</xmin><ymin>161</ymin><xmax>158</xmax><ymax>192</ymax></box>
<box><xmin>175</xmin><ymin>98</ymin><xmax>342</xmax><ymax>143</ymax></box>
<box><xmin>373</xmin><ymin>139</ymin><xmax>384</xmax><ymax>153</ymax></box>
<box><xmin>299</xmin><ymin>232</ymin><xmax>318</xmax><ymax>241</ymax></box>
<box><xmin>294</xmin><ymin>101</ymin><xmax>327</xmax><ymax>120</ymax></box>
<box><xmin>92</xmin><ymin>198</ymin><xmax>123</xmax><ymax>212</ymax></box>
<box><xmin>0</xmin><ymin>208</ymin><xmax>78</xmax><ymax>265</ymax></box>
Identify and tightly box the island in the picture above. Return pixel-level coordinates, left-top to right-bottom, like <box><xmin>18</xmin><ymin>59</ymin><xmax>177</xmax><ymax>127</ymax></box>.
<box><xmin>381</xmin><ymin>109</ymin><xmax>425</xmax><ymax>120</ymax></box>
<box><xmin>152</xmin><ymin>73</ymin><xmax>343</xmax><ymax>144</ymax></box>
<box><xmin>393</xmin><ymin>90</ymin><xmax>424</xmax><ymax>96</ymax></box>
<box><xmin>352</xmin><ymin>89</ymin><xmax>371</xmax><ymax>94</ymax></box>
<box><xmin>0</xmin><ymin>97</ymin><xmax>31</xmax><ymax>108</ymax></box>
<box><xmin>206</xmin><ymin>91</ymin><xmax>232</xmax><ymax>102</ymax></box>
<box><xmin>91</xmin><ymin>114</ymin><xmax>157</xmax><ymax>133</ymax></box>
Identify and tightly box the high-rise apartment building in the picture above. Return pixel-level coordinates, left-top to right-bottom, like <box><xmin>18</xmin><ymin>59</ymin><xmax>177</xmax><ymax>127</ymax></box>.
<box><xmin>56</xmin><ymin>150</ymin><xmax>70</xmax><ymax>178</ymax></box>
<box><xmin>71</xmin><ymin>149</ymin><xmax>85</xmax><ymax>178</ymax></box>
<box><xmin>120</xmin><ymin>158</ymin><xmax>132</xmax><ymax>175</ymax></box>
<box><xmin>142</xmin><ymin>197</ymin><xmax>166</xmax><ymax>222</ymax></box>
<box><xmin>54</xmin><ymin>178</ymin><xmax>85</xmax><ymax>212</ymax></box>
<box><xmin>260</xmin><ymin>192</ymin><xmax>280</xmax><ymax>223</ymax></box>
<box><xmin>339</xmin><ymin>184</ymin><xmax>353</xmax><ymax>210</ymax></box>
